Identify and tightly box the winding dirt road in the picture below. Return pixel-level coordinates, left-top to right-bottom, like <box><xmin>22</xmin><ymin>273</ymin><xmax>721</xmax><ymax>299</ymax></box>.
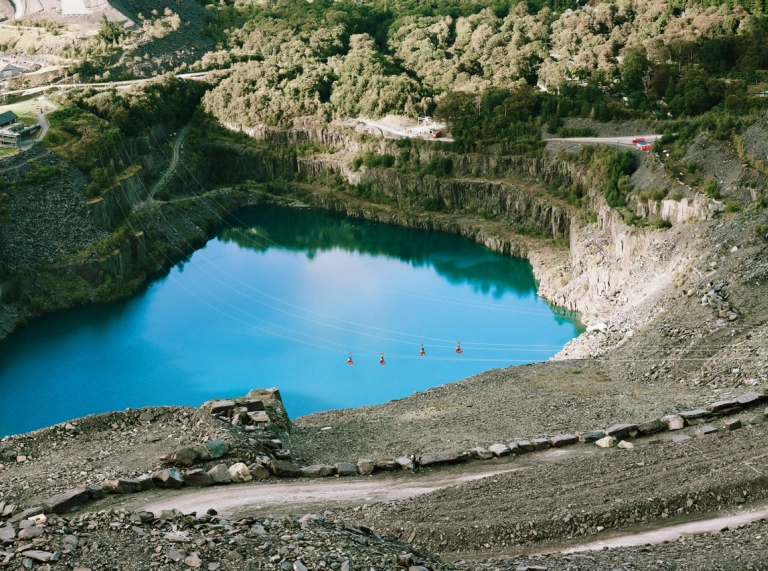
<box><xmin>148</xmin><ymin>124</ymin><xmax>189</xmax><ymax>200</ymax></box>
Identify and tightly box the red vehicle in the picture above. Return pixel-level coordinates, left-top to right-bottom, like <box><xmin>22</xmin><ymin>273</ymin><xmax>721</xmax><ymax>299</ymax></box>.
<box><xmin>632</xmin><ymin>137</ymin><xmax>646</xmax><ymax>144</ymax></box>
<box><xmin>430</xmin><ymin>129</ymin><xmax>442</xmax><ymax>138</ymax></box>
<box><xmin>637</xmin><ymin>143</ymin><xmax>651</xmax><ymax>152</ymax></box>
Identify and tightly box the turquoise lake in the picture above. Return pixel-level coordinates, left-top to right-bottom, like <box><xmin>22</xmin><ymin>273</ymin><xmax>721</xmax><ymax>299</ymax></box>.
<box><xmin>0</xmin><ymin>205</ymin><xmax>583</xmax><ymax>436</ymax></box>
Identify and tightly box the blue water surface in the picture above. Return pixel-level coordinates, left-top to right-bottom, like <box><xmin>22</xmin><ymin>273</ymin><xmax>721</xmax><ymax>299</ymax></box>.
<box><xmin>0</xmin><ymin>205</ymin><xmax>583</xmax><ymax>435</ymax></box>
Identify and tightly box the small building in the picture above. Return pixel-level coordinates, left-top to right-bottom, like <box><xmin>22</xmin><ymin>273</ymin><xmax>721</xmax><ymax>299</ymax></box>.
<box><xmin>0</xmin><ymin>110</ymin><xmax>18</xmax><ymax>128</ymax></box>
<box><xmin>0</xmin><ymin>111</ymin><xmax>20</xmax><ymax>147</ymax></box>
<box><xmin>0</xmin><ymin>63</ymin><xmax>23</xmax><ymax>79</ymax></box>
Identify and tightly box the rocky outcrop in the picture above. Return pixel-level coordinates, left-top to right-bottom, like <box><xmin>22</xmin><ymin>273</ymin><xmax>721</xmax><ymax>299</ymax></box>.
<box><xmin>87</xmin><ymin>169</ymin><xmax>145</xmax><ymax>230</ymax></box>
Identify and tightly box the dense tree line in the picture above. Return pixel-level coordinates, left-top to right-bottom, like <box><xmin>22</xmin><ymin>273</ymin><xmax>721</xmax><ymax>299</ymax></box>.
<box><xmin>44</xmin><ymin>76</ymin><xmax>208</xmax><ymax>196</ymax></box>
<box><xmin>196</xmin><ymin>0</ymin><xmax>768</xmax><ymax>149</ymax></box>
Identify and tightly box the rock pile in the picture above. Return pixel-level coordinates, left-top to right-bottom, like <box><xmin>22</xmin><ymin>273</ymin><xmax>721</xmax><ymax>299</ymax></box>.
<box><xmin>0</xmin><ymin>507</ymin><xmax>449</xmax><ymax>571</ymax></box>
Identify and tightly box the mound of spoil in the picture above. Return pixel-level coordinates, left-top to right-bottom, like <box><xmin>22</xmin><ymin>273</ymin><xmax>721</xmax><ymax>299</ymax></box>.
<box><xmin>342</xmin><ymin>423</ymin><xmax>768</xmax><ymax>557</ymax></box>
<box><xmin>0</xmin><ymin>509</ymin><xmax>450</xmax><ymax>571</ymax></box>
<box><xmin>0</xmin><ymin>406</ymin><xmax>267</xmax><ymax>509</ymax></box>
<box><xmin>0</xmin><ymin>150</ymin><xmax>108</xmax><ymax>268</ymax></box>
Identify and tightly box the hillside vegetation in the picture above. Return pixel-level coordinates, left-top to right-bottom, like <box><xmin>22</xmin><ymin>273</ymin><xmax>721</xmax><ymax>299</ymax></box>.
<box><xmin>198</xmin><ymin>0</ymin><xmax>768</xmax><ymax>148</ymax></box>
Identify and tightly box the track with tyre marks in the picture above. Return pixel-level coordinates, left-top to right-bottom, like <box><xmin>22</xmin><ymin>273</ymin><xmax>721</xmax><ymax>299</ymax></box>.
<box><xmin>354</xmin><ymin>425</ymin><xmax>768</xmax><ymax>556</ymax></box>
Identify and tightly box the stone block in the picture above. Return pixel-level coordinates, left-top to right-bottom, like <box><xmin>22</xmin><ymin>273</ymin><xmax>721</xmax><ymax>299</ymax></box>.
<box><xmin>357</xmin><ymin>459</ymin><xmax>375</xmax><ymax>475</ymax></box>
<box><xmin>137</xmin><ymin>474</ymin><xmax>155</xmax><ymax>491</ymax></box>
<box><xmin>207</xmin><ymin>463</ymin><xmax>232</xmax><ymax>484</ymax></box>
<box><xmin>300</xmin><ymin>465</ymin><xmax>336</xmax><ymax>478</ymax></box>
<box><xmin>469</xmin><ymin>446</ymin><xmax>493</xmax><ymax>459</ymax></box>
<box><xmin>549</xmin><ymin>434</ymin><xmax>578</xmax><ymax>448</ymax></box>
<box><xmin>247</xmin><ymin>411</ymin><xmax>270</xmax><ymax>424</ymax></box>
<box><xmin>249</xmin><ymin>464</ymin><xmax>271</xmax><ymax>480</ymax></box>
<box><xmin>736</xmin><ymin>392</ymin><xmax>767</xmax><ymax>408</ymax></box>
<box><xmin>238</xmin><ymin>398</ymin><xmax>265</xmax><ymax>411</ymax></box>
<box><xmin>418</xmin><ymin>451</ymin><xmax>469</xmax><ymax>466</ymax></box>
<box><xmin>209</xmin><ymin>400</ymin><xmax>236</xmax><ymax>416</ymax></box>
<box><xmin>165</xmin><ymin>447</ymin><xmax>200</xmax><ymax>467</ymax></box>
<box><xmin>395</xmin><ymin>456</ymin><xmax>412</xmax><ymax>469</ymax></box>
<box><xmin>0</xmin><ymin>524</ymin><xmax>15</xmax><ymax>541</ymax></box>
<box><xmin>637</xmin><ymin>419</ymin><xmax>665</xmax><ymax>435</ymax></box>
<box><xmin>335</xmin><ymin>462</ymin><xmax>359</xmax><ymax>476</ymax></box>
<box><xmin>595</xmin><ymin>436</ymin><xmax>616</xmax><ymax>448</ymax></box>
<box><xmin>679</xmin><ymin>409</ymin><xmax>708</xmax><ymax>420</ymax></box>
<box><xmin>723</xmin><ymin>418</ymin><xmax>742</xmax><ymax>432</ymax></box>
<box><xmin>228</xmin><ymin>463</ymin><xmax>253</xmax><ymax>483</ymax></box>
<box><xmin>489</xmin><ymin>443</ymin><xmax>511</xmax><ymax>457</ymax></box>
<box><xmin>42</xmin><ymin>487</ymin><xmax>90</xmax><ymax>514</ymax></box>
<box><xmin>577</xmin><ymin>430</ymin><xmax>606</xmax><ymax>443</ymax></box>
<box><xmin>374</xmin><ymin>459</ymin><xmax>400</xmax><ymax>471</ymax></box>
<box><xmin>531</xmin><ymin>438</ymin><xmax>550</xmax><ymax>451</ymax></box>
<box><xmin>707</xmin><ymin>400</ymin><xmax>739</xmax><ymax>413</ymax></box>
<box><xmin>268</xmin><ymin>459</ymin><xmax>301</xmax><ymax>478</ymax></box>
<box><xmin>617</xmin><ymin>440</ymin><xmax>634</xmax><ymax>449</ymax></box>
<box><xmin>672</xmin><ymin>434</ymin><xmax>692</xmax><ymax>443</ymax></box>
<box><xmin>204</xmin><ymin>439</ymin><xmax>228</xmax><ymax>459</ymax></box>
<box><xmin>87</xmin><ymin>485</ymin><xmax>105</xmax><ymax>500</ymax></box>
<box><xmin>184</xmin><ymin>469</ymin><xmax>214</xmax><ymax>487</ymax></box>
<box><xmin>152</xmin><ymin>468</ymin><xmax>185</xmax><ymax>489</ymax></box>
<box><xmin>695</xmin><ymin>425</ymin><xmax>718</xmax><ymax>437</ymax></box>
<box><xmin>102</xmin><ymin>479</ymin><xmax>140</xmax><ymax>494</ymax></box>
<box><xmin>517</xmin><ymin>440</ymin><xmax>535</xmax><ymax>452</ymax></box>
<box><xmin>507</xmin><ymin>442</ymin><xmax>525</xmax><ymax>454</ymax></box>
<box><xmin>661</xmin><ymin>415</ymin><xmax>685</xmax><ymax>431</ymax></box>
<box><xmin>605</xmin><ymin>423</ymin><xmax>637</xmax><ymax>439</ymax></box>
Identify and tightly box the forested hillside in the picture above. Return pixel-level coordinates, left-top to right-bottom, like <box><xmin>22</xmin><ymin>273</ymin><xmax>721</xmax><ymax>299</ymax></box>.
<box><xmin>199</xmin><ymin>0</ymin><xmax>768</xmax><ymax>146</ymax></box>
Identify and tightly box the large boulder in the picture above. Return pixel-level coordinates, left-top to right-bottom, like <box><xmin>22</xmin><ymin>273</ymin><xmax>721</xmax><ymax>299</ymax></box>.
<box><xmin>184</xmin><ymin>469</ymin><xmax>214</xmax><ymax>487</ymax></box>
<box><xmin>605</xmin><ymin>423</ymin><xmax>637</xmax><ymax>439</ymax></box>
<box><xmin>249</xmin><ymin>464</ymin><xmax>271</xmax><ymax>480</ymax></box>
<box><xmin>374</xmin><ymin>459</ymin><xmax>400</xmax><ymax>471</ymax></box>
<box><xmin>335</xmin><ymin>462</ymin><xmax>359</xmax><ymax>476</ymax></box>
<box><xmin>661</xmin><ymin>415</ymin><xmax>685</xmax><ymax>430</ymax></box>
<box><xmin>531</xmin><ymin>438</ymin><xmax>550</xmax><ymax>451</ymax></box>
<box><xmin>549</xmin><ymin>434</ymin><xmax>578</xmax><ymax>448</ymax></box>
<box><xmin>736</xmin><ymin>391</ymin><xmax>767</xmax><ymax>407</ymax></box>
<box><xmin>101</xmin><ymin>479</ymin><xmax>140</xmax><ymax>494</ymax></box>
<box><xmin>469</xmin><ymin>447</ymin><xmax>493</xmax><ymax>459</ymax></box>
<box><xmin>489</xmin><ymin>444</ymin><xmax>511</xmax><ymax>457</ymax></box>
<box><xmin>357</xmin><ymin>459</ymin><xmax>375</xmax><ymax>476</ymax></box>
<box><xmin>268</xmin><ymin>459</ymin><xmax>302</xmax><ymax>478</ymax></box>
<box><xmin>228</xmin><ymin>463</ymin><xmax>253</xmax><ymax>483</ymax></box>
<box><xmin>41</xmin><ymin>488</ymin><xmax>90</xmax><ymax>514</ymax></box>
<box><xmin>695</xmin><ymin>425</ymin><xmax>718</xmax><ymax>438</ymax></box>
<box><xmin>637</xmin><ymin>419</ymin><xmax>665</xmax><ymax>435</ymax></box>
<box><xmin>419</xmin><ymin>451</ymin><xmax>469</xmax><ymax>466</ymax></box>
<box><xmin>516</xmin><ymin>440</ymin><xmax>535</xmax><ymax>452</ymax></box>
<box><xmin>204</xmin><ymin>440</ymin><xmax>228</xmax><ymax>459</ymax></box>
<box><xmin>152</xmin><ymin>468</ymin><xmax>185</xmax><ymax>489</ymax></box>
<box><xmin>707</xmin><ymin>400</ymin><xmax>739</xmax><ymax>413</ymax></box>
<box><xmin>679</xmin><ymin>409</ymin><xmax>708</xmax><ymax>425</ymax></box>
<box><xmin>577</xmin><ymin>430</ymin><xmax>606</xmax><ymax>443</ymax></box>
<box><xmin>207</xmin><ymin>464</ymin><xmax>232</xmax><ymax>485</ymax></box>
<box><xmin>165</xmin><ymin>448</ymin><xmax>200</xmax><ymax>467</ymax></box>
<box><xmin>300</xmin><ymin>465</ymin><xmax>336</xmax><ymax>478</ymax></box>
<box><xmin>595</xmin><ymin>436</ymin><xmax>616</xmax><ymax>448</ymax></box>
<box><xmin>723</xmin><ymin>418</ymin><xmax>742</xmax><ymax>432</ymax></box>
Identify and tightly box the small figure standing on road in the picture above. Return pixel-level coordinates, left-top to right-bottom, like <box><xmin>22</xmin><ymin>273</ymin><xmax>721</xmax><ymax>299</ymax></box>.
<box><xmin>409</xmin><ymin>453</ymin><xmax>417</xmax><ymax>473</ymax></box>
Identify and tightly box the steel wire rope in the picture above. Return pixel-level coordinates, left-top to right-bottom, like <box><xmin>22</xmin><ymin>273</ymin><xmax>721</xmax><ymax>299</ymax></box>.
<box><xmin>107</xmin><ymin>123</ymin><xmax>521</xmax><ymax>359</ymax></box>
<box><xmin>99</xmin><ymin>92</ymin><xmax>762</xmax><ymax>362</ymax></box>
<box><xmin>130</xmin><ymin>105</ymin><xmax>566</xmax><ymax>352</ymax></box>
<box><xmin>132</xmin><ymin>107</ymin><xmax>768</xmax><ymax>359</ymax></box>
<box><xmin>129</xmin><ymin>101</ymin><xmax>557</xmax><ymax>321</ymax></box>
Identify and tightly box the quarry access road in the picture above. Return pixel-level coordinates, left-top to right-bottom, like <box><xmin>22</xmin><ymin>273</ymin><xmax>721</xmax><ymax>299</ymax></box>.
<box><xmin>147</xmin><ymin>124</ymin><xmax>189</xmax><ymax>200</ymax></box>
<box><xmin>545</xmin><ymin>134</ymin><xmax>661</xmax><ymax>147</ymax></box>
<box><xmin>109</xmin><ymin>446</ymin><xmax>597</xmax><ymax>519</ymax></box>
